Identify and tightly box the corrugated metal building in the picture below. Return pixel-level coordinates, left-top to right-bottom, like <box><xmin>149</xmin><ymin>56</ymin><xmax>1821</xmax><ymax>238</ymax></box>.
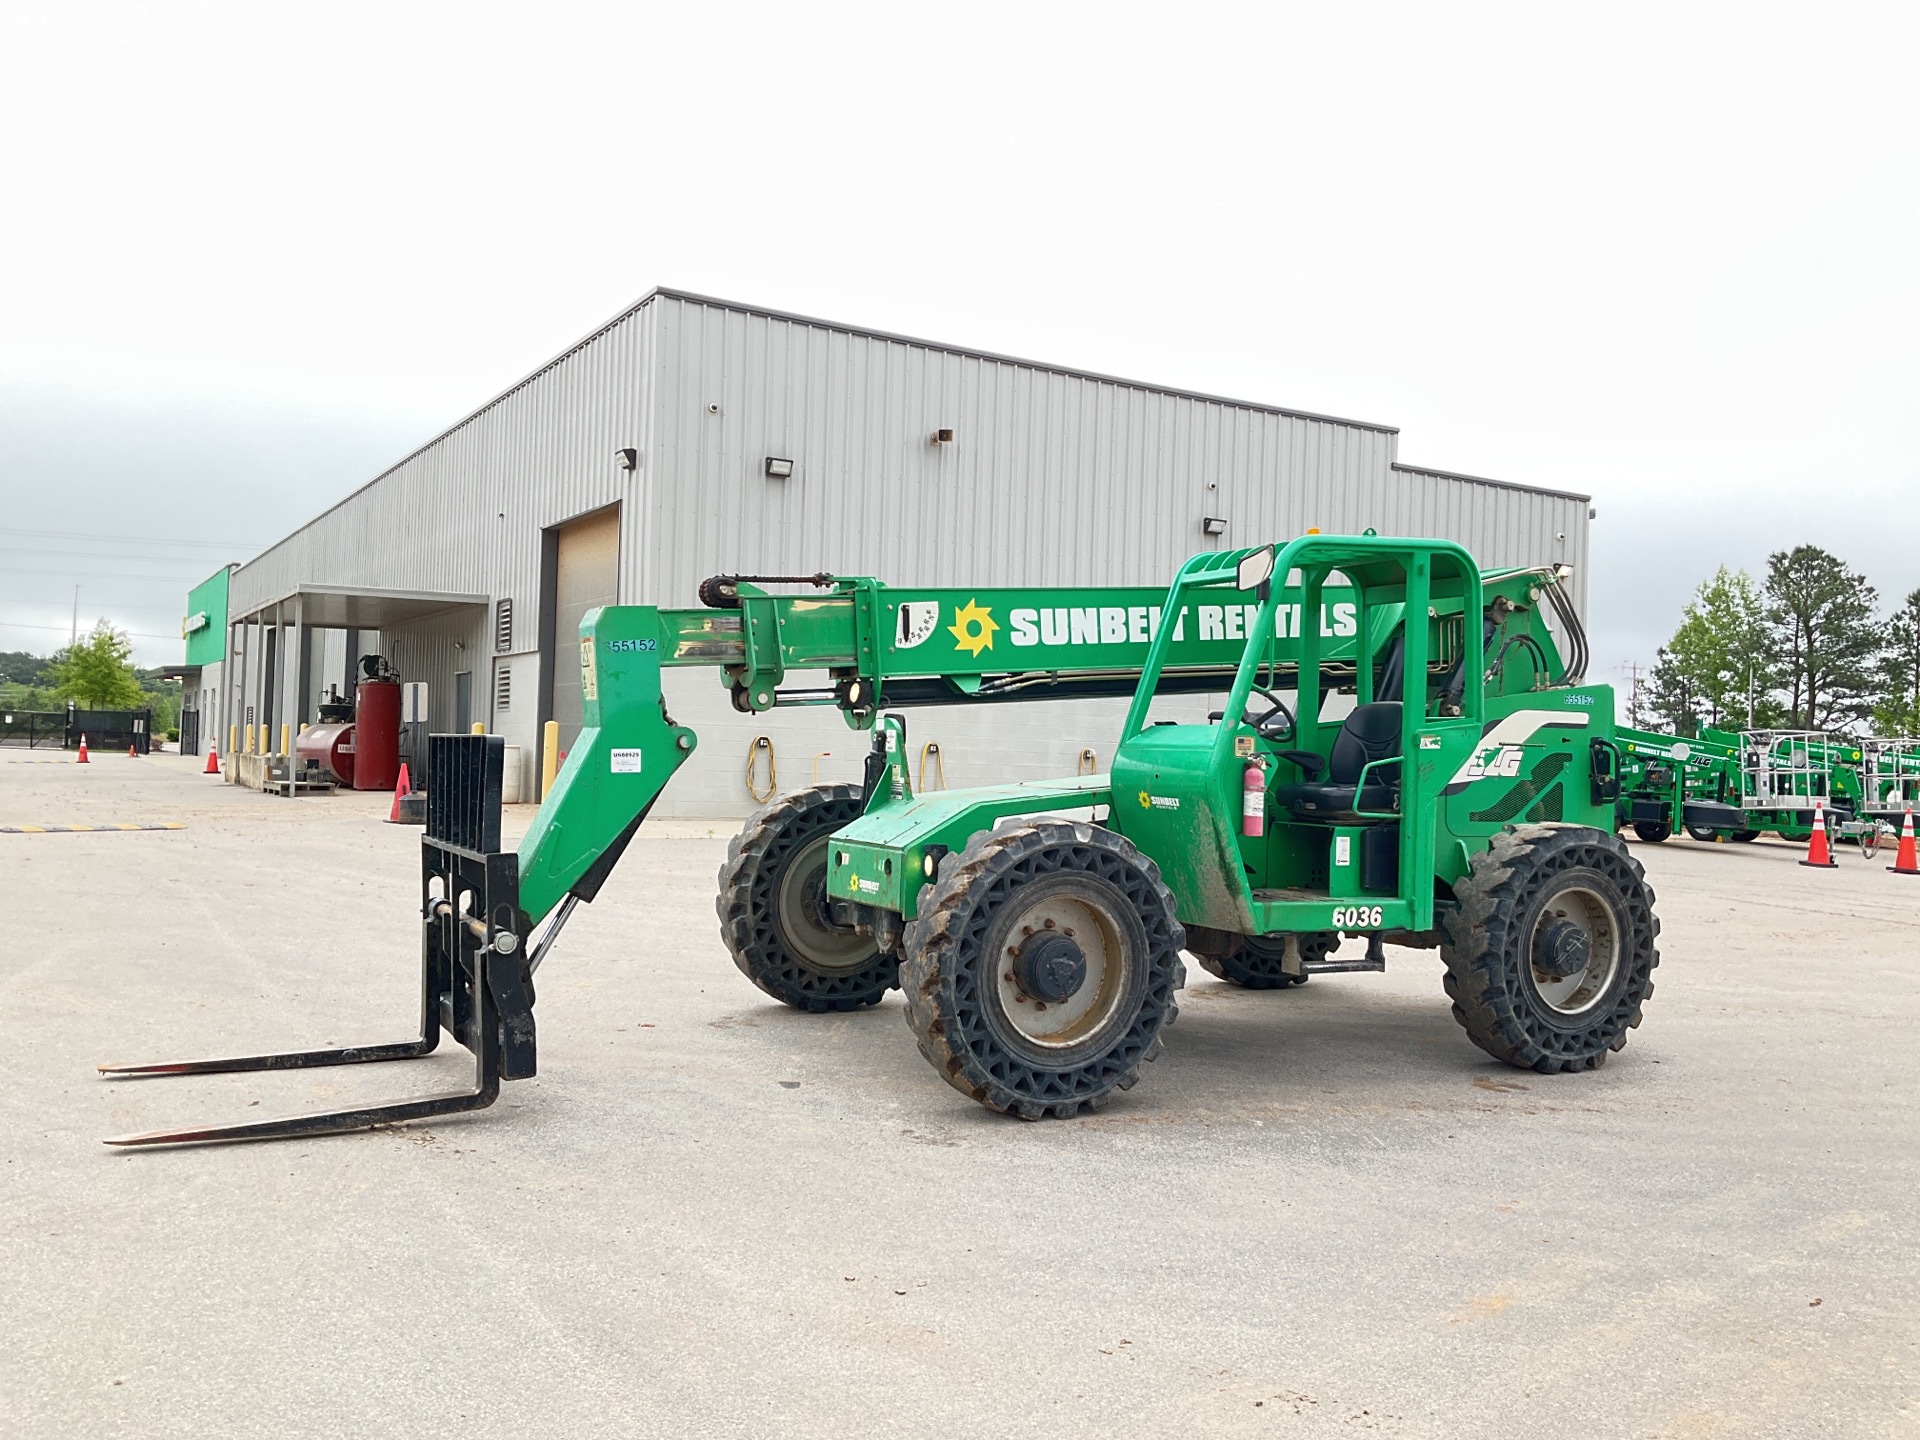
<box><xmin>217</xmin><ymin>289</ymin><xmax>1591</xmax><ymax>816</ymax></box>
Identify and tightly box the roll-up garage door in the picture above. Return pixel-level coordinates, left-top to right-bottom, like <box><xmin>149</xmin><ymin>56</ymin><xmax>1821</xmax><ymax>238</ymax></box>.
<box><xmin>549</xmin><ymin>504</ymin><xmax>620</xmax><ymax>758</ymax></box>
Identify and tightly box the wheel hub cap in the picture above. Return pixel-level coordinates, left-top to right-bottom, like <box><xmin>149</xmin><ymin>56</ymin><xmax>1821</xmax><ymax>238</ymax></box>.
<box><xmin>1014</xmin><ymin>932</ymin><xmax>1087</xmax><ymax>1003</ymax></box>
<box><xmin>1532</xmin><ymin>919</ymin><xmax>1591</xmax><ymax>981</ymax></box>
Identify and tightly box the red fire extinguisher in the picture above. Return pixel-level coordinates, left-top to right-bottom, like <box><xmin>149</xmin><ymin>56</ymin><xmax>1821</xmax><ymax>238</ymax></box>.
<box><xmin>1242</xmin><ymin>755</ymin><xmax>1267</xmax><ymax>837</ymax></box>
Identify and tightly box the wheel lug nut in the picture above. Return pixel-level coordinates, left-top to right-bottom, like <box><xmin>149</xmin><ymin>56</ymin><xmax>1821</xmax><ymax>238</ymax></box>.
<box><xmin>1003</xmin><ymin>972</ymin><xmax>1014</xmax><ymax>982</ymax></box>
<box><xmin>1043</xmin><ymin>918</ymin><xmax>1055</xmax><ymax>929</ymax></box>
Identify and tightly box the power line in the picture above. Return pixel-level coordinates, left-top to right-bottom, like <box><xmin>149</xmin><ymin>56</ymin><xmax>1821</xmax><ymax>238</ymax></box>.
<box><xmin>0</xmin><ymin>599</ymin><xmax>187</xmax><ymax>613</ymax></box>
<box><xmin>0</xmin><ymin>565</ymin><xmax>219</xmax><ymax>584</ymax></box>
<box><xmin>0</xmin><ymin>619</ymin><xmax>182</xmax><ymax>641</ymax></box>
<box><xmin>0</xmin><ymin>527</ymin><xmax>264</xmax><ymax>549</ymax></box>
<box><xmin>0</xmin><ymin>544</ymin><xmax>247</xmax><ymax>563</ymax></box>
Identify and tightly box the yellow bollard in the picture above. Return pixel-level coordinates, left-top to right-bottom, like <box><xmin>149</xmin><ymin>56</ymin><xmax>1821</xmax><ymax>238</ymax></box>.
<box><xmin>541</xmin><ymin>720</ymin><xmax>559</xmax><ymax>800</ymax></box>
<box><xmin>228</xmin><ymin>725</ymin><xmax>237</xmax><ymax>758</ymax></box>
<box><xmin>470</xmin><ymin>722</ymin><xmax>485</xmax><ymax>735</ymax></box>
<box><xmin>280</xmin><ymin>723</ymin><xmax>290</xmax><ymax>756</ymax></box>
<box><xmin>245</xmin><ymin>724</ymin><xmax>254</xmax><ymax>754</ymax></box>
<box><xmin>298</xmin><ymin>721</ymin><xmax>308</xmax><ymax>734</ymax></box>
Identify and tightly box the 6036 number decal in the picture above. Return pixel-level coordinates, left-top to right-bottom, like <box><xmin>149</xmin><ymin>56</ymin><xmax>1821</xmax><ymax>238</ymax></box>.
<box><xmin>1331</xmin><ymin>905</ymin><xmax>1384</xmax><ymax>929</ymax></box>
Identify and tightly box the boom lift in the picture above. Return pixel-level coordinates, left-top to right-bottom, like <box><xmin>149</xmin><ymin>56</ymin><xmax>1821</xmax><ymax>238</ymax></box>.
<box><xmin>102</xmin><ymin>536</ymin><xmax>1652</xmax><ymax>1143</ymax></box>
<box><xmin>1616</xmin><ymin>725</ymin><xmax>1919</xmax><ymax>852</ymax></box>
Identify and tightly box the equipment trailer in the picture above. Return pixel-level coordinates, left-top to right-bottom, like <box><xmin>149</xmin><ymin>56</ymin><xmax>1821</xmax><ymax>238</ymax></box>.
<box><xmin>103</xmin><ymin>535</ymin><xmax>1657</xmax><ymax>1143</ymax></box>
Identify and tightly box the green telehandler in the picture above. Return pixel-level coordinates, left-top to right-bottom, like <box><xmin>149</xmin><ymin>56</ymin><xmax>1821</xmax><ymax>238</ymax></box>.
<box><xmin>102</xmin><ymin>533</ymin><xmax>1659</xmax><ymax>1144</ymax></box>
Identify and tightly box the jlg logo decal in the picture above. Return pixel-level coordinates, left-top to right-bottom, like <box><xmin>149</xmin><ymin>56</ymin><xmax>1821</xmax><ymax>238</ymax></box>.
<box><xmin>1461</xmin><ymin>745</ymin><xmax>1526</xmax><ymax>781</ymax></box>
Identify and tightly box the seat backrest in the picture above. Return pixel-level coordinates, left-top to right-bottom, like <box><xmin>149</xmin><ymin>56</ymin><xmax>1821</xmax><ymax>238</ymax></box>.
<box><xmin>1329</xmin><ymin>702</ymin><xmax>1402</xmax><ymax>785</ymax></box>
<box><xmin>1375</xmin><ymin>630</ymin><xmax>1406</xmax><ymax>704</ymax></box>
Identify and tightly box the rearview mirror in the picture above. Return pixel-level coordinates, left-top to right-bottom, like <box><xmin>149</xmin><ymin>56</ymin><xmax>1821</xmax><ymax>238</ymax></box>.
<box><xmin>1236</xmin><ymin>547</ymin><xmax>1274</xmax><ymax>592</ymax></box>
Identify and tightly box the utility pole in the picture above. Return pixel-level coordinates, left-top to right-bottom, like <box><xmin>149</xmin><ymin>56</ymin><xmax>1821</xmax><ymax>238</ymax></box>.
<box><xmin>70</xmin><ymin>585</ymin><xmax>79</xmax><ymax>647</ymax></box>
<box><xmin>1623</xmin><ymin>661</ymin><xmax>1645</xmax><ymax>729</ymax></box>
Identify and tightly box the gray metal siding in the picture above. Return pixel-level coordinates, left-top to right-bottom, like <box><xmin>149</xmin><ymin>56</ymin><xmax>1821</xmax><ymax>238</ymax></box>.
<box><xmin>1388</xmin><ymin>464</ymin><xmax>1590</xmax><ymax>617</ymax></box>
<box><xmin>637</xmin><ymin>295</ymin><xmax>1400</xmax><ymax>603</ymax></box>
<box><xmin>227</xmin><ymin>303</ymin><xmax>661</xmax><ymax>767</ymax></box>
<box><xmin>220</xmin><ymin>288</ymin><xmax>1590</xmax><ymax>816</ymax></box>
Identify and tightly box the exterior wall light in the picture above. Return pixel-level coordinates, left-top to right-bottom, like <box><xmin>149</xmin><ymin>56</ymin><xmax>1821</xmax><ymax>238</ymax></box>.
<box><xmin>765</xmin><ymin>457</ymin><xmax>794</xmax><ymax>479</ymax></box>
<box><xmin>615</xmin><ymin>448</ymin><xmax>638</xmax><ymax>470</ymax></box>
<box><xmin>1202</xmin><ymin>516</ymin><xmax>1228</xmax><ymax>536</ymax></box>
<box><xmin>929</xmin><ymin>427</ymin><xmax>955</xmax><ymax>446</ymax></box>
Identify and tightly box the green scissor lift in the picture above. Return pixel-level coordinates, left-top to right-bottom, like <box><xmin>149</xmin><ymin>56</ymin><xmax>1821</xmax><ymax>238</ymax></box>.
<box><xmin>105</xmin><ymin>534</ymin><xmax>1660</xmax><ymax>1143</ymax></box>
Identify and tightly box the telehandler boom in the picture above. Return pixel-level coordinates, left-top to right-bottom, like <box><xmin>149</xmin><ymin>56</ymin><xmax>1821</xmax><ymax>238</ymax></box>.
<box><xmin>103</xmin><ymin>538</ymin><xmax>1649</xmax><ymax>1143</ymax></box>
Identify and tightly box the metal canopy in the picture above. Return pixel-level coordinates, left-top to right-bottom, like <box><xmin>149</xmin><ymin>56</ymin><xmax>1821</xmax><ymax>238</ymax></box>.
<box><xmin>234</xmin><ymin>584</ymin><xmax>488</xmax><ymax>630</ymax></box>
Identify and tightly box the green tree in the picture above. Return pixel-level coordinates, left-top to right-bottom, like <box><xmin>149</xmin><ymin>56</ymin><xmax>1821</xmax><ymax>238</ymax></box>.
<box><xmin>51</xmin><ymin>622</ymin><xmax>147</xmax><ymax>709</ymax></box>
<box><xmin>0</xmin><ymin>649</ymin><xmax>56</xmax><ymax>689</ymax></box>
<box><xmin>1763</xmin><ymin>546</ymin><xmax>1881</xmax><ymax>731</ymax></box>
<box><xmin>1874</xmin><ymin>587</ymin><xmax>1920</xmax><ymax>735</ymax></box>
<box><xmin>1658</xmin><ymin>567</ymin><xmax>1772</xmax><ymax>731</ymax></box>
<box><xmin>136</xmin><ymin>669</ymin><xmax>182</xmax><ymax>731</ymax></box>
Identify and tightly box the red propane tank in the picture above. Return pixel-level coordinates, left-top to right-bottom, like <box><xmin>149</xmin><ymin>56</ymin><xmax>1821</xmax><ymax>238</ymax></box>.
<box><xmin>353</xmin><ymin>676</ymin><xmax>402</xmax><ymax>792</ymax></box>
<box><xmin>1242</xmin><ymin>756</ymin><xmax>1266</xmax><ymax>838</ymax></box>
<box><xmin>295</xmin><ymin>722</ymin><xmax>356</xmax><ymax>787</ymax></box>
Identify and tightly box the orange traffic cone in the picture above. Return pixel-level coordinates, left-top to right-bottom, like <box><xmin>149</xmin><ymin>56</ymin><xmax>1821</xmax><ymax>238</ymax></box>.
<box><xmin>1799</xmin><ymin>801</ymin><xmax>1837</xmax><ymax>868</ymax></box>
<box><xmin>76</xmin><ymin>733</ymin><xmax>89</xmax><ymax>763</ymax></box>
<box><xmin>1888</xmin><ymin>807</ymin><xmax>1919</xmax><ymax>876</ymax></box>
<box><xmin>128</xmin><ymin>744</ymin><xmax>138</xmax><ymax>758</ymax></box>
<box><xmin>204</xmin><ymin>745</ymin><xmax>220</xmax><ymax>775</ymax></box>
<box><xmin>387</xmin><ymin>762</ymin><xmax>412</xmax><ymax>823</ymax></box>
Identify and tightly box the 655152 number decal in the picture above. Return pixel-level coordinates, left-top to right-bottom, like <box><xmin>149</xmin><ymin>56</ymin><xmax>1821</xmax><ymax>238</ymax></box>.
<box><xmin>1331</xmin><ymin>905</ymin><xmax>1384</xmax><ymax>929</ymax></box>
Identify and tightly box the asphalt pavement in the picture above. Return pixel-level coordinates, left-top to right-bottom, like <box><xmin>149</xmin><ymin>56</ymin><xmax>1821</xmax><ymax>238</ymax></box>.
<box><xmin>3</xmin><ymin>752</ymin><xmax>1915</xmax><ymax>1438</ymax></box>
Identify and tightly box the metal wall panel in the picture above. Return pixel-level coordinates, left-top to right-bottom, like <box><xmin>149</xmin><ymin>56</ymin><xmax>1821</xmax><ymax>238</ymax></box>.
<box><xmin>227</xmin><ymin>302</ymin><xmax>661</xmax><ymax>764</ymax></box>
<box><xmin>222</xmin><ymin>288</ymin><xmax>1591</xmax><ymax>817</ymax></box>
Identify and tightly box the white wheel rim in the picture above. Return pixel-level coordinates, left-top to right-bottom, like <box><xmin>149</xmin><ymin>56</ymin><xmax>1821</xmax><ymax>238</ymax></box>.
<box><xmin>993</xmin><ymin>893</ymin><xmax>1127</xmax><ymax>1048</ymax></box>
<box><xmin>1529</xmin><ymin>884</ymin><xmax>1622</xmax><ymax>1017</ymax></box>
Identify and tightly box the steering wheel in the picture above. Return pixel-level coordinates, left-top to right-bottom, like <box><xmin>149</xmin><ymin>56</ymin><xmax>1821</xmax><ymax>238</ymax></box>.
<box><xmin>1248</xmin><ymin>685</ymin><xmax>1295</xmax><ymax>739</ymax></box>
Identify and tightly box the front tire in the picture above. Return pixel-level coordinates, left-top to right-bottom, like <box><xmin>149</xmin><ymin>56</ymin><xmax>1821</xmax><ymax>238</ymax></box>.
<box><xmin>717</xmin><ymin>784</ymin><xmax>899</xmax><ymax>1012</ymax></box>
<box><xmin>901</xmin><ymin>820</ymin><xmax>1185</xmax><ymax>1119</ymax></box>
<box><xmin>1684</xmin><ymin>824</ymin><xmax>1721</xmax><ymax>843</ymax></box>
<box><xmin>1442</xmin><ymin>824</ymin><xmax>1660</xmax><ymax>1073</ymax></box>
<box><xmin>1632</xmin><ymin>820</ymin><xmax>1671</xmax><ymax>843</ymax></box>
<box><xmin>1196</xmin><ymin>931</ymin><xmax>1339</xmax><ymax>988</ymax></box>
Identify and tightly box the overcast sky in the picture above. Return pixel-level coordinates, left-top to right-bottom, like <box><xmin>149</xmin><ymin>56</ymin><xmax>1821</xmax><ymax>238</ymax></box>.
<box><xmin>2</xmin><ymin>2</ymin><xmax>1915</xmax><ymax>688</ymax></box>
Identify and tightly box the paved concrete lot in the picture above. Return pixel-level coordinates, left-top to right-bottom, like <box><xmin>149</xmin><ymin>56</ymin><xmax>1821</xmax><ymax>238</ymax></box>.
<box><xmin>4</xmin><ymin>753</ymin><xmax>1917</xmax><ymax>1437</ymax></box>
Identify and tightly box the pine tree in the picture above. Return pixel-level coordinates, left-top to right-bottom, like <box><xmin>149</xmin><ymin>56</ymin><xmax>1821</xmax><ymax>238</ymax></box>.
<box><xmin>1763</xmin><ymin>547</ymin><xmax>1881</xmax><ymax>731</ymax></box>
<box><xmin>1875</xmin><ymin>587</ymin><xmax>1920</xmax><ymax>735</ymax></box>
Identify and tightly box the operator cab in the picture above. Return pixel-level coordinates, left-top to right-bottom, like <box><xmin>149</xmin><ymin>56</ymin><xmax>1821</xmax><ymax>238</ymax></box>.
<box><xmin>1108</xmin><ymin>536</ymin><xmax>1491</xmax><ymax>945</ymax></box>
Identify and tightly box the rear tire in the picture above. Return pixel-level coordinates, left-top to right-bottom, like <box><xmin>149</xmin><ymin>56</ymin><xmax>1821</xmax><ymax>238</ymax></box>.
<box><xmin>717</xmin><ymin>784</ymin><xmax>899</xmax><ymax>1012</ymax></box>
<box><xmin>1195</xmin><ymin>931</ymin><xmax>1338</xmax><ymax>988</ymax></box>
<box><xmin>901</xmin><ymin>820</ymin><xmax>1185</xmax><ymax>1119</ymax></box>
<box><xmin>1632</xmin><ymin>820</ymin><xmax>1671</xmax><ymax>843</ymax></box>
<box><xmin>1442</xmin><ymin>824</ymin><xmax>1660</xmax><ymax>1073</ymax></box>
<box><xmin>1684</xmin><ymin>824</ymin><xmax>1721</xmax><ymax>843</ymax></box>
<box><xmin>1730</xmin><ymin>829</ymin><xmax>1760</xmax><ymax>843</ymax></box>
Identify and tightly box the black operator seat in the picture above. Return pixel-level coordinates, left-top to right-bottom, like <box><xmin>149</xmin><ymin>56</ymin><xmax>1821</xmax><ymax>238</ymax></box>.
<box><xmin>1271</xmin><ymin>702</ymin><xmax>1403</xmax><ymax>822</ymax></box>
